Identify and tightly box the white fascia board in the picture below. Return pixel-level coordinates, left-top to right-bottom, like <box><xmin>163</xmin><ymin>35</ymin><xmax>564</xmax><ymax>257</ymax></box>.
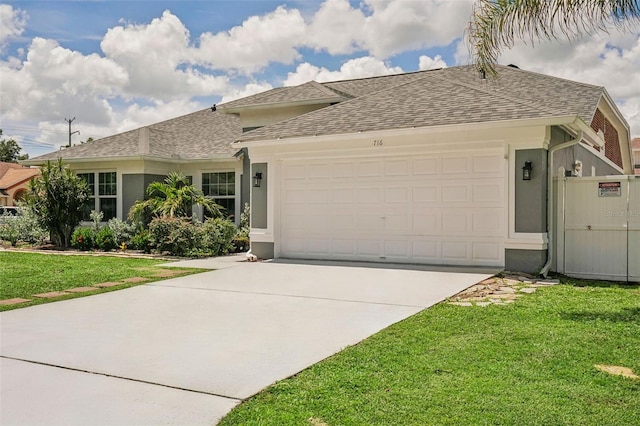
<box><xmin>234</xmin><ymin>115</ymin><xmax>580</xmax><ymax>149</ymax></box>
<box><xmin>22</xmin><ymin>154</ymin><xmax>238</xmax><ymax>166</ymax></box>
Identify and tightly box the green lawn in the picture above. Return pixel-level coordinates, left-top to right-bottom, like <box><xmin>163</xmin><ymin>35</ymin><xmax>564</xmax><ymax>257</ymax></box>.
<box><xmin>0</xmin><ymin>251</ymin><xmax>206</xmax><ymax>311</ymax></box>
<box><xmin>220</xmin><ymin>279</ymin><xmax>640</xmax><ymax>426</ymax></box>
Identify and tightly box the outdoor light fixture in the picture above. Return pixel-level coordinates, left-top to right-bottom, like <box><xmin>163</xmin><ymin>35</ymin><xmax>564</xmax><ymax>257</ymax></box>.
<box><xmin>253</xmin><ymin>172</ymin><xmax>262</xmax><ymax>187</ymax></box>
<box><xmin>522</xmin><ymin>161</ymin><xmax>532</xmax><ymax>181</ymax></box>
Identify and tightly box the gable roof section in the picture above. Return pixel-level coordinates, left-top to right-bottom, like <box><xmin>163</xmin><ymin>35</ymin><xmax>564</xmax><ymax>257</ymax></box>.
<box><xmin>220</xmin><ymin>81</ymin><xmax>348</xmax><ymax>111</ymax></box>
<box><xmin>237</xmin><ymin>65</ymin><xmax>605</xmax><ymax>143</ymax></box>
<box><xmin>29</xmin><ymin>108</ymin><xmax>242</xmax><ymax>163</ymax></box>
<box><xmin>0</xmin><ymin>167</ymin><xmax>39</xmax><ymax>190</ymax></box>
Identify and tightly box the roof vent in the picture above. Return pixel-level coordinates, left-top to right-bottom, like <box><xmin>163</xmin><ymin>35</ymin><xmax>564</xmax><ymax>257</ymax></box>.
<box><xmin>507</xmin><ymin>64</ymin><xmax>520</xmax><ymax>69</ymax></box>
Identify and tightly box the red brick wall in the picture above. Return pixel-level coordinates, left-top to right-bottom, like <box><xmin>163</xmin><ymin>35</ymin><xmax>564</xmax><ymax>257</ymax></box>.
<box><xmin>590</xmin><ymin>109</ymin><xmax>623</xmax><ymax>168</ymax></box>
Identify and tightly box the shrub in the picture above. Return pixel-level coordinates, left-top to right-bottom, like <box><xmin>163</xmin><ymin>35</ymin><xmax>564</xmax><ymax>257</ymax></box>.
<box><xmin>106</xmin><ymin>217</ymin><xmax>136</xmax><ymax>245</ymax></box>
<box><xmin>148</xmin><ymin>217</ymin><xmax>201</xmax><ymax>256</ymax></box>
<box><xmin>129</xmin><ymin>229</ymin><xmax>151</xmax><ymax>253</ymax></box>
<box><xmin>232</xmin><ymin>235</ymin><xmax>250</xmax><ymax>253</ymax></box>
<box><xmin>201</xmin><ymin>218</ymin><xmax>237</xmax><ymax>256</ymax></box>
<box><xmin>147</xmin><ymin>216</ymin><xmax>239</xmax><ymax>257</ymax></box>
<box><xmin>25</xmin><ymin>159</ymin><xmax>90</xmax><ymax>248</ymax></box>
<box><xmin>95</xmin><ymin>226</ymin><xmax>117</xmax><ymax>251</ymax></box>
<box><xmin>71</xmin><ymin>226</ymin><xmax>95</xmax><ymax>251</ymax></box>
<box><xmin>0</xmin><ymin>204</ymin><xmax>48</xmax><ymax>246</ymax></box>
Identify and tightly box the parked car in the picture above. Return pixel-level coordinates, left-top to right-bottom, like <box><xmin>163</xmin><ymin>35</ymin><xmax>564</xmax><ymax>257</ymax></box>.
<box><xmin>0</xmin><ymin>206</ymin><xmax>23</xmax><ymax>223</ymax></box>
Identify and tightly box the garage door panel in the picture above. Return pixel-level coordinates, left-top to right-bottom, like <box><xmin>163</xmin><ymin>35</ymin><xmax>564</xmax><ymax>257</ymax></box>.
<box><xmin>280</xmin><ymin>152</ymin><xmax>505</xmax><ymax>267</ymax></box>
<box><xmin>413</xmin><ymin>186</ymin><xmax>438</xmax><ymax>202</ymax></box>
<box><xmin>413</xmin><ymin>158</ymin><xmax>439</xmax><ymax>175</ymax></box>
<box><xmin>442</xmin><ymin>185</ymin><xmax>469</xmax><ymax>202</ymax></box>
<box><xmin>385</xmin><ymin>187</ymin><xmax>410</xmax><ymax>203</ymax></box>
<box><xmin>357</xmin><ymin>187</ymin><xmax>382</xmax><ymax>203</ymax></box>
<box><xmin>413</xmin><ymin>211</ymin><xmax>441</xmax><ymax>235</ymax></box>
<box><xmin>357</xmin><ymin>240</ymin><xmax>381</xmax><ymax>256</ymax></box>
<box><xmin>385</xmin><ymin>159</ymin><xmax>410</xmax><ymax>176</ymax></box>
<box><xmin>412</xmin><ymin>240</ymin><xmax>439</xmax><ymax>260</ymax></box>
<box><xmin>473</xmin><ymin>182</ymin><xmax>504</xmax><ymax>202</ymax></box>
<box><xmin>442</xmin><ymin>157</ymin><xmax>469</xmax><ymax>175</ymax></box>
<box><xmin>358</xmin><ymin>161</ymin><xmax>383</xmax><ymax>177</ymax></box>
<box><xmin>442</xmin><ymin>241</ymin><xmax>469</xmax><ymax>260</ymax></box>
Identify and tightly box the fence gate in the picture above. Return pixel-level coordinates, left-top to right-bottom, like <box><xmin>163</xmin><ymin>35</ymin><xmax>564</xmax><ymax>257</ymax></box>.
<box><xmin>556</xmin><ymin>175</ymin><xmax>639</xmax><ymax>282</ymax></box>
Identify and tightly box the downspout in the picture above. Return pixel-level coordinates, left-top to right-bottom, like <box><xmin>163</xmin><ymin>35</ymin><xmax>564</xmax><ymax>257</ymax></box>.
<box><xmin>540</xmin><ymin>130</ymin><xmax>583</xmax><ymax>277</ymax></box>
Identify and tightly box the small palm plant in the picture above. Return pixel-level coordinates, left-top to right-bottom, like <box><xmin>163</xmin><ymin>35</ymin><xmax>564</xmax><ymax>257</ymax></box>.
<box><xmin>129</xmin><ymin>172</ymin><xmax>223</xmax><ymax>222</ymax></box>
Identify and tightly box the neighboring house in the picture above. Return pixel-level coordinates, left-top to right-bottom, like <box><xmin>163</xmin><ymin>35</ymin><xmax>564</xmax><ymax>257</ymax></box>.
<box><xmin>25</xmin><ymin>65</ymin><xmax>634</xmax><ymax>273</ymax></box>
<box><xmin>632</xmin><ymin>137</ymin><xmax>640</xmax><ymax>175</ymax></box>
<box><xmin>0</xmin><ymin>162</ymin><xmax>40</xmax><ymax>206</ymax></box>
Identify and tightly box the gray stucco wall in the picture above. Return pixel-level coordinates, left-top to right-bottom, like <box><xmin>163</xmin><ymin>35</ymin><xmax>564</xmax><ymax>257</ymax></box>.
<box><xmin>515</xmin><ymin>149</ymin><xmax>547</xmax><ymax>233</ymax></box>
<box><xmin>251</xmin><ymin>163</ymin><xmax>268</xmax><ymax>228</ymax></box>
<box><xmin>505</xmin><ymin>249</ymin><xmax>547</xmax><ymax>274</ymax></box>
<box><xmin>251</xmin><ymin>241</ymin><xmax>274</xmax><ymax>259</ymax></box>
<box><xmin>122</xmin><ymin>174</ymin><xmax>165</xmax><ymax>220</ymax></box>
<box><xmin>550</xmin><ymin>126</ymin><xmax>621</xmax><ymax>177</ymax></box>
<box><xmin>241</xmin><ymin>149</ymin><xmax>251</xmax><ymax>210</ymax></box>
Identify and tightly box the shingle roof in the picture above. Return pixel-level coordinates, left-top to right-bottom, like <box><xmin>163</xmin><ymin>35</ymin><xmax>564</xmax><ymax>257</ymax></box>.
<box><xmin>237</xmin><ymin>65</ymin><xmax>604</xmax><ymax>142</ymax></box>
<box><xmin>0</xmin><ymin>167</ymin><xmax>40</xmax><ymax>190</ymax></box>
<box><xmin>30</xmin><ymin>108</ymin><xmax>242</xmax><ymax>162</ymax></box>
<box><xmin>28</xmin><ymin>64</ymin><xmax>607</xmax><ymax>162</ymax></box>
<box><xmin>220</xmin><ymin>81</ymin><xmax>347</xmax><ymax>110</ymax></box>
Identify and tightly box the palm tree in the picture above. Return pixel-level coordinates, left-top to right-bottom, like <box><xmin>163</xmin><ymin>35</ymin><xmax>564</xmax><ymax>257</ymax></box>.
<box><xmin>468</xmin><ymin>0</ymin><xmax>640</xmax><ymax>76</ymax></box>
<box><xmin>129</xmin><ymin>172</ymin><xmax>222</xmax><ymax>222</ymax></box>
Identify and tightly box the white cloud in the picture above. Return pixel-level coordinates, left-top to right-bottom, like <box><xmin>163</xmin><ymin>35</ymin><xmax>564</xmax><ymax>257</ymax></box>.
<box><xmin>0</xmin><ymin>37</ymin><xmax>126</xmax><ymax>124</ymax></box>
<box><xmin>0</xmin><ymin>4</ymin><xmax>27</xmax><ymax>50</ymax></box>
<box><xmin>101</xmin><ymin>10</ymin><xmax>229</xmax><ymax>100</ymax></box>
<box><xmin>419</xmin><ymin>54</ymin><xmax>447</xmax><ymax>70</ymax></box>
<box><xmin>499</xmin><ymin>30</ymin><xmax>640</xmax><ymax>137</ymax></box>
<box><xmin>220</xmin><ymin>82</ymin><xmax>274</xmax><ymax>104</ymax></box>
<box><xmin>115</xmin><ymin>99</ymin><xmax>205</xmax><ymax>134</ymax></box>
<box><xmin>305</xmin><ymin>0</ymin><xmax>472</xmax><ymax>59</ymax></box>
<box><xmin>193</xmin><ymin>6</ymin><xmax>306</xmax><ymax>73</ymax></box>
<box><xmin>284</xmin><ymin>56</ymin><xmax>403</xmax><ymax>86</ymax></box>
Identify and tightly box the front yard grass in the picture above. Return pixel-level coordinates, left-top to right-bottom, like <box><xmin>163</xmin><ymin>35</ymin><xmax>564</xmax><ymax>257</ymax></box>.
<box><xmin>0</xmin><ymin>251</ymin><xmax>206</xmax><ymax>311</ymax></box>
<box><xmin>220</xmin><ymin>278</ymin><xmax>640</xmax><ymax>426</ymax></box>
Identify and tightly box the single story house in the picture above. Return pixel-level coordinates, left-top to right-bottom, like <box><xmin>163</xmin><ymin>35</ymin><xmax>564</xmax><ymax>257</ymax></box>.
<box><xmin>25</xmin><ymin>65</ymin><xmax>634</xmax><ymax>273</ymax></box>
<box><xmin>0</xmin><ymin>162</ymin><xmax>40</xmax><ymax>206</ymax></box>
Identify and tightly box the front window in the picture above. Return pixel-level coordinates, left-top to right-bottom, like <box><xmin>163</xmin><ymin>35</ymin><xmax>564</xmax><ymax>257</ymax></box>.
<box><xmin>202</xmin><ymin>172</ymin><xmax>235</xmax><ymax>218</ymax></box>
<box><xmin>78</xmin><ymin>171</ymin><xmax>117</xmax><ymax>220</ymax></box>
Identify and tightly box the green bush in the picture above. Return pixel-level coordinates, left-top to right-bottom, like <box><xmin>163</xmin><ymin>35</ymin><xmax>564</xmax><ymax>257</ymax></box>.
<box><xmin>95</xmin><ymin>226</ymin><xmax>117</xmax><ymax>251</ymax></box>
<box><xmin>148</xmin><ymin>217</ymin><xmax>200</xmax><ymax>256</ymax></box>
<box><xmin>106</xmin><ymin>217</ymin><xmax>136</xmax><ymax>244</ymax></box>
<box><xmin>129</xmin><ymin>229</ymin><xmax>151</xmax><ymax>253</ymax></box>
<box><xmin>71</xmin><ymin>227</ymin><xmax>95</xmax><ymax>251</ymax></box>
<box><xmin>201</xmin><ymin>217</ymin><xmax>237</xmax><ymax>256</ymax></box>
<box><xmin>147</xmin><ymin>216</ymin><xmax>238</xmax><ymax>257</ymax></box>
<box><xmin>0</xmin><ymin>205</ymin><xmax>48</xmax><ymax>246</ymax></box>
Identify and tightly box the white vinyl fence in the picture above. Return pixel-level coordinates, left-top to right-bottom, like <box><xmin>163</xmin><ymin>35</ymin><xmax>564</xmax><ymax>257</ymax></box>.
<box><xmin>555</xmin><ymin>174</ymin><xmax>639</xmax><ymax>282</ymax></box>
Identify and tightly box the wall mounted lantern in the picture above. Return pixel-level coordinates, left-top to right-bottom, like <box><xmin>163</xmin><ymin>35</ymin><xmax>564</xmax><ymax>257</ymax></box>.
<box><xmin>253</xmin><ymin>172</ymin><xmax>263</xmax><ymax>187</ymax></box>
<box><xmin>522</xmin><ymin>161</ymin><xmax>532</xmax><ymax>181</ymax></box>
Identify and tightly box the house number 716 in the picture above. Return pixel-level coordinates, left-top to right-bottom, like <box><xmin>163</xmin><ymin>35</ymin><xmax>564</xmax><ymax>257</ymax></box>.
<box><xmin>373</xmin><ymin>139</ymin><xmax>383</xmax><ymax>146</ymax></box>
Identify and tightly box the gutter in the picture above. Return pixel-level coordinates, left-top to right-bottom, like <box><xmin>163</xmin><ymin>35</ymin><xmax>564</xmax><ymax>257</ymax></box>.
<box><xmin>540</xmin><ymin>130</ymin><xmax>583</xmax><ymax>277</ymax></box>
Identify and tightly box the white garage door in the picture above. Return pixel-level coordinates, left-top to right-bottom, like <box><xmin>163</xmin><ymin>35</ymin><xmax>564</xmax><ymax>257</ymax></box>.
<box><xmin>279</xmin><ymin>151</ymin><xmax>506</xmax><ymax>266</ymax></box>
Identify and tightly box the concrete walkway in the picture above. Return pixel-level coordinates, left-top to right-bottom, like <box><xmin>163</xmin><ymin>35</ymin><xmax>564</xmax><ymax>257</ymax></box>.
<box><xmin>0</xmin><ymin>257</ymin><xmax>495</xmax><ymax>425</ymax></box>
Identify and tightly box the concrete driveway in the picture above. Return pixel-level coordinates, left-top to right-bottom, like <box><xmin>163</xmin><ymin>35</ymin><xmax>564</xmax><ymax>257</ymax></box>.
<box><xmin>0</xmin><ymin>257</ymin><xmax>495</xmax><ymax>425</ymax></box>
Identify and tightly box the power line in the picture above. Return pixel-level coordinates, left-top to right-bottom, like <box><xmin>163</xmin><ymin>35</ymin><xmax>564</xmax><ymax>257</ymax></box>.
<box><xmin>1</xmin><ymin>125</ymin><xmax>68</xmax><ymax>135</ymax></box>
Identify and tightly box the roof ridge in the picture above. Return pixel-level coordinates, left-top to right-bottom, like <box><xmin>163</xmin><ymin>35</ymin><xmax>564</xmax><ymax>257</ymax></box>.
<box><xmin>321</xmin><ymin>68</ymin><xmax>439</xmax><ymax>85</ymax></box>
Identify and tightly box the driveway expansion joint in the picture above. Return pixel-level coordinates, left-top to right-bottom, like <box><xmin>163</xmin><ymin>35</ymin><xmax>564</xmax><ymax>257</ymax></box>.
<box><xmin>0</xmin><ymin>355</ymin><xmax>243</xmax><ymax>403</ymax></box>
<box><xmin>149</xmin><ymin>283</ymin><xmax>427</xmax><ymax>308</ymax></box>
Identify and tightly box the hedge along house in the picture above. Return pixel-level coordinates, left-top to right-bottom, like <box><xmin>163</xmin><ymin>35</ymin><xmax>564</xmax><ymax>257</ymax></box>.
<box><xmin>24</xmin><ymin>108</ymin><xmax>251</xmax><ymax>224</ymax></box>
<box><xmin>225</xmin><ymin>65</ymin><xmax>633</xmax><ymax>273</ymax></box>
<box><xmin>25</xmin><ymin>65</ymin><xmax>633</xmax><ymax>273</ymax></box>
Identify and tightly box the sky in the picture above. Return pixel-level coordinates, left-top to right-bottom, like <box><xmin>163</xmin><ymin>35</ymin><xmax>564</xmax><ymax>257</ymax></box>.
<box><xmin>1</xmin><ymin>0</ymin><xmax>639</xmax><ymax>158</ymax></box>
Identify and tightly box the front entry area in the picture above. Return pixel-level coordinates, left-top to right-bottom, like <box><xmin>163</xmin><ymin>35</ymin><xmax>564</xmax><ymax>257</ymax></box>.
<box><xmin>279</xmin><ymin>151</ymin><xmax>507</xmax><ymax>266</ymax></box>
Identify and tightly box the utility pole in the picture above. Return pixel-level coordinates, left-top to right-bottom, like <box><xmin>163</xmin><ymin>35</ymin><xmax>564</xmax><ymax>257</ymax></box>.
<box><xmin>64</xmin><ymin>117</ymin><xmax>80</xmax><ymax>148</ymax></box>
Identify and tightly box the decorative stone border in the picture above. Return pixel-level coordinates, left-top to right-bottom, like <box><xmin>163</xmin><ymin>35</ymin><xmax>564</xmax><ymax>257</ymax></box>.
<box><xmin>448</xmin><ymin>274</ymin><xmax>560</xmax><ymax>307</ymax></box>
